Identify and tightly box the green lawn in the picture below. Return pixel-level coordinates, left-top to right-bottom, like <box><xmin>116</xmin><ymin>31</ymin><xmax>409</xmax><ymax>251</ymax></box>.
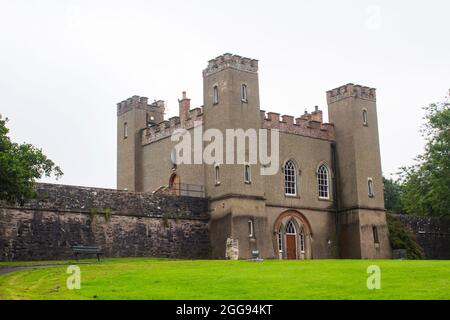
<box><xmin>0</xmin><ymin>258</ymin><xmax>449</xmax><ymax>300</ymax></box>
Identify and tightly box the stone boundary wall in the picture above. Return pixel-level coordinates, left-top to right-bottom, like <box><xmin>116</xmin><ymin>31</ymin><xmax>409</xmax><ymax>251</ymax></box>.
<box><xmin>0</xmin><ymin>183</ymin><xmax>210</xmax><ymax>261</ymax></box>
<box><xmin>395</xmin><ymin>214</ymin><xmax>450</xmax><ymax>259</ymax></box>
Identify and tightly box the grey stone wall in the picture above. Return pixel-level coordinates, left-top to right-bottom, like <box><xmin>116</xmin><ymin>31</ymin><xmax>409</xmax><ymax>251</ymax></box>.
<box><xmin>395</xmin><ymin>214</ymin><xmax>450</xmax><ymax>259</ymax></box>
<box><xmin>0</xmin><ymin>183</ymin><xmax>210</xmax><ymax>261</ymax></box>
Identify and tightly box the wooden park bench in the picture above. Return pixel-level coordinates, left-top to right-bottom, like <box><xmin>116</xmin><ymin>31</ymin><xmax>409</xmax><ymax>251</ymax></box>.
<box><xmin>71</xmin><ymin>245</ymin><xmax>104</xmax><ymax>262</ymax></box>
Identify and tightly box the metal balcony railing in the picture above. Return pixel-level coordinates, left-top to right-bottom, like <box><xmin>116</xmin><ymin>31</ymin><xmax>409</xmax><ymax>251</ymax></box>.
<box><xmin>154</xmin><ymin>183</ymin><xmax>205</xmax><ymax>198</ymax></box>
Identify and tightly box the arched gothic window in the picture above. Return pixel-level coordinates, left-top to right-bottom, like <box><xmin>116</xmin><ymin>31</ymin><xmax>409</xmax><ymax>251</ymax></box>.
<box><xmin>318</xmin><ymin>164</ymin><xmax>330</xmax><ymax>199</ymax></box>
<box><xmin>285</xmin><ymin>220</ymin><xmax>296</xmax><ymax>234</ymax></box>
<box><xmin>299</xmin><ymin>228</ymin><xmax>305</xmax><ymax>252</ymax></box>
<box><xmin>277</xmin><ymin>225</ymin><xmax>283</xmax><ymax>253</ymax></box>
<box><xmin>284</xmin><ymin>160</ymin><xmax>297</xmax><ymax>196</ymax></box>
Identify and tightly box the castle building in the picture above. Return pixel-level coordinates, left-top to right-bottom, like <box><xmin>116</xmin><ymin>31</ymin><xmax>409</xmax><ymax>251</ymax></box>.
<box><xmin>116</xmin><ymin>53</ymin><xmax>391</xmax><ymax>260</ymax></box>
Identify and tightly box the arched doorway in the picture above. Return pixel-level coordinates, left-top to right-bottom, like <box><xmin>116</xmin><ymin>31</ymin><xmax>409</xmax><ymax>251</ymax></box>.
<box><xmin>274</xmin><ymin>210</ymin><xmax>312</xmax><ymax>260</ymax></box>
<box><xmin>169</xmin><ymin>174</ymin><xmax>180</xmax><ymax>196</ymax></box>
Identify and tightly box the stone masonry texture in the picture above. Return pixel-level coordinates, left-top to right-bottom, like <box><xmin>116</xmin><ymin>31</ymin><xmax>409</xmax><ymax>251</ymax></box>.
<box><xmin>0</xmin><ymin>183</ymin><xmax>210</xmax><ymax>261</ymax></box>
<box><xmin>394</xmin><ymin>214</ymin><xmax>450</xmax><ymax>259</ymax></box>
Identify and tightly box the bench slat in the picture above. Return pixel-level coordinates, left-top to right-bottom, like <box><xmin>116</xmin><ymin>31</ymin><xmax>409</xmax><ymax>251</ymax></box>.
<box><xmin>71</xmin><ymin>245</ymin><xmax>103</xmax><ymax>261</ymax></box>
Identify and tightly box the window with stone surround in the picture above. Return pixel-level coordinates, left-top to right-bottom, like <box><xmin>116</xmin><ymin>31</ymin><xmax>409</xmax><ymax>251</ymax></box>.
<box><xmin>277</xmin><ymin>225</ymin><xmax>283</xmax><ymax>254</ymax></box>
<box><xmin>363</xmin><ymin>109</ymin><xmax>368</xmax><ymax>126</ymax></box>
<box><xmin>213</xmin><ymin>85</ymin><xmax>219</xmax><ymax>105</ymax></box>
<box><xmin>284</xmin><ymin>160</ymin><xmax>297</xmax><ymax>196</ymax></box>
<box><xmin>215</xmin><ymin>164</ymin><xmax>220</xmax><ymax>185</ymax></box>
<box><xmin>318</xmin><ymin>164</ymin><xmax>330</xmax><ymax>199</ymax></box>
<box><xmin>241</xmin><ymin>84</ymin><xmax>248</xmax><ymax>102</ymax></box>
<box><xmin>368</xmin><ymin>178</ymin><xmax>374</xmax><ymax>197</ymax></box>
<box><xmin>373</xmin><ymin>226</ymin><xmax>379</xmax><ymax>244</ymax></box>
<box><xmin>248</xmin><ymin>219</ymin><xmax>254</xmax><ymax>238</ymax></box>
<box><xmin>299</xmin><ymin>228</ymin><xmax>305</xmax><ymax>253</ymax></box>
<box><xmin>124</xmin><ymin>122</ymin><xmax>128</xmax><ymax>139</ymax></box>
<box><xmin>244</xmin><ymin>164</ymin><xmax>251</xmax><ymax>183</ymax></box>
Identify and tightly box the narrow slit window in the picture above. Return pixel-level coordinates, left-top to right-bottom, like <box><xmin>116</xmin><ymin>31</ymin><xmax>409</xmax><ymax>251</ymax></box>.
<box><xmin>124</xmin><ymin>122</ymin><xmax>128</xmax><ymax>139</ymax></box>
<box><xmin>248</xmin><ymin>220</ymin><xmax>254</xmax><ymax>238</ymax></box>
<box><xmin>363</xmin><ymin>110</ymin><xmax>368</xmax><ymax>126</ymax></box>
<box><xmin>368</xmin><ymin>178</ymin><xmax>374</xmax><ymax>197</ymax></box>
<box><xmin>215</xmin><ymin>164</ymin><xmax>220</xmax><ymax>185</ymax></box>
<box><xmin>372</xmin><ymin>226</ymin><xmax>379</xmax><ymax>244</ymax></box>
<box><xmin>213</xmin><ymin>85</ymin><xmax>219</xmax><ymax>105</ymax></box>
<box><xmin>241</xmin><ymin>84</ymin><xmax>248</xmax><ymax>102</ymax></box>
<box><xmin>277</xmin><ymin>226</ymin><xmax>283</xmax><ymax>253</ymax></box>
<box><xmin>244</xmin><ymin>164</ymin><xmax>251</xmax><ymax>183</ymax></box>
<box><xmin>299</xmin><ymin>228</ymin><xmax>305</xmax><ymax>253</ymax></box>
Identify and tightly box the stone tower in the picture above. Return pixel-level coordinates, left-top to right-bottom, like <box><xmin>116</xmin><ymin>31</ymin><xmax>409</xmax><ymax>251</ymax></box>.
<box><xmin>202</xmin><ymin>54</ymin><xmax>272</xmax><ymax>259</ymax></box>
<box><xmin>116</xmin><ymin>96</ymin><xmax>165</xmax><ymax>191</ymax></box>
<box><xmin>327</xmin><ymin>84</ymin><xmax>391</xmax><ymax>259</ymax></box>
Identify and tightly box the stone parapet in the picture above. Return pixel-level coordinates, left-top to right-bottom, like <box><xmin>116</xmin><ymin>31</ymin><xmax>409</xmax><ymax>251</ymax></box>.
<box><xmin>261</xmin><ymin>109</ymin><xmax>334</xmax><ymax>141</ymax></box>
<box><xmin>327</xmin><ymin>83</ymin><xmax>376</xmax><ymax>104</ymax></box>
<box><xmin>203</xmin><ymin>53</ymin><xmax>259</xmax><ymax>77</ymax></box>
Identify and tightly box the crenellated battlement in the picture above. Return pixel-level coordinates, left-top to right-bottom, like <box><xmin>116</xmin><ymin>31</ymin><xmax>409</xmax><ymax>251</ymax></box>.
<box><xmin>203</xmin><ymin>53</ymin><xmax>259</xmax><ymax>77</ymax></box>
<box><xmin>327</xmin><ymin>83</ymin><xmax>376</xmax><ymax>104</ymax></box>
<box><xmin>117</xmin><ymin>95</ymin><xmax>165</xmax><ymax>116</ymax></box>
<box><xmin>260</xmin><ymin>107</ymin><xmax>334</xmax><ymax>141</ymax></box>
<box><xmin>141</xmin><ymin>105</ymin><xmax>203</xmax><ymax>146</ymax></box>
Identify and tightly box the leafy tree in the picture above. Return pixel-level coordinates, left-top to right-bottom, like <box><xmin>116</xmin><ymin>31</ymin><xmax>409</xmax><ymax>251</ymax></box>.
<box><xmin>0</xmin><ymin>115</ymin><xmax>63</xmax><ymax>203</ymax></box>
<box><xmin>383</xmin><ymin>176</ymin><xmax>404</xmax><ymax>214</ymax></box>
<box><xmin>399</xmin><ymin>93</ymin><xmax>450</xmax><ymax>216</ymax></box>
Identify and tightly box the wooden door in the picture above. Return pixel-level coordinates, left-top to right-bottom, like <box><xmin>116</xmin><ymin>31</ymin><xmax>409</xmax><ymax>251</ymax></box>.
<box><xmin>286</xmin><ymin>234</ymin><xmax>297</xmax><ymax>259</ymax></box>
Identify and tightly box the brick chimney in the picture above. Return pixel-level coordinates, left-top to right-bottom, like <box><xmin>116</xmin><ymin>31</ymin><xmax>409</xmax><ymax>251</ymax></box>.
<box><xmin>310</xmin><ymin>106</ymin><xmax>323</xmax><ymax>122</ymax></box>
<box><xmin>178</xmin><ymin>91</ymin><xmax>191</xmax><ymax>123</ymax></box>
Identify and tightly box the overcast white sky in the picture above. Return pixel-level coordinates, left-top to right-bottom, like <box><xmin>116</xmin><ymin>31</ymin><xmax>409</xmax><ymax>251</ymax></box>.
<box><xmin>1</xmin><ymin>0</ymin><xmax>449</xmax><ymax>188</ymax></box>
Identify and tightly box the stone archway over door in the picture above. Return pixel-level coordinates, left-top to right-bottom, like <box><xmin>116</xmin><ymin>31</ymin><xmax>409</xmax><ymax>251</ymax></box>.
<box><xmin>285</xmin><ymin>219</ymin><xmax>297</xmax><ymax>259</ymax></box>
<box><xmin>274</xmin><ymin>210</ymin><xmax>313</xmax><ymax>260</ymax></box>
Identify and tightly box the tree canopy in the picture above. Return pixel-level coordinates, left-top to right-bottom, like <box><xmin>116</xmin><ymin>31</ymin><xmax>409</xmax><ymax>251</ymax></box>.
<box><xmin>0</xmin><ymin>115</ymin><xmax>63</xmax><ymax>203</ymax></box>
<box><xmin>383</xmin><ymin>176</ymin><xmax>404</xmax><ymax>214</ymax></box>
<box><xmin>398</xmin><ymin>94</ymin><xmax>450</xmax><ymax>216</ymax></box>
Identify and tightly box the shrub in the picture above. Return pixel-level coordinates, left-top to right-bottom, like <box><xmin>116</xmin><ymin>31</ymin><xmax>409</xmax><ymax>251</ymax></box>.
<box><xmin>386</xmin><ymin>213</ymin><xmax>424</xmax><ymax>259</ymax></box>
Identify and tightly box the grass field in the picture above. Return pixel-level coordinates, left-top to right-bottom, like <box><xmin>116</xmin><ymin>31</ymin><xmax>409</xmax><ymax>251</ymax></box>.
<box><xmin>0</xmin><ymin>258</ymin><xmax>449</xmax><ymax>300</ymax></box>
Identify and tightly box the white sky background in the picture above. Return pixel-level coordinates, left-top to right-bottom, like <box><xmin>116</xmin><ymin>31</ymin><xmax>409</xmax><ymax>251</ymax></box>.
<box><xmin>0</xmin><ymin>0</ymin><xmax>449</xmax><ymax>188</ymax></box>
